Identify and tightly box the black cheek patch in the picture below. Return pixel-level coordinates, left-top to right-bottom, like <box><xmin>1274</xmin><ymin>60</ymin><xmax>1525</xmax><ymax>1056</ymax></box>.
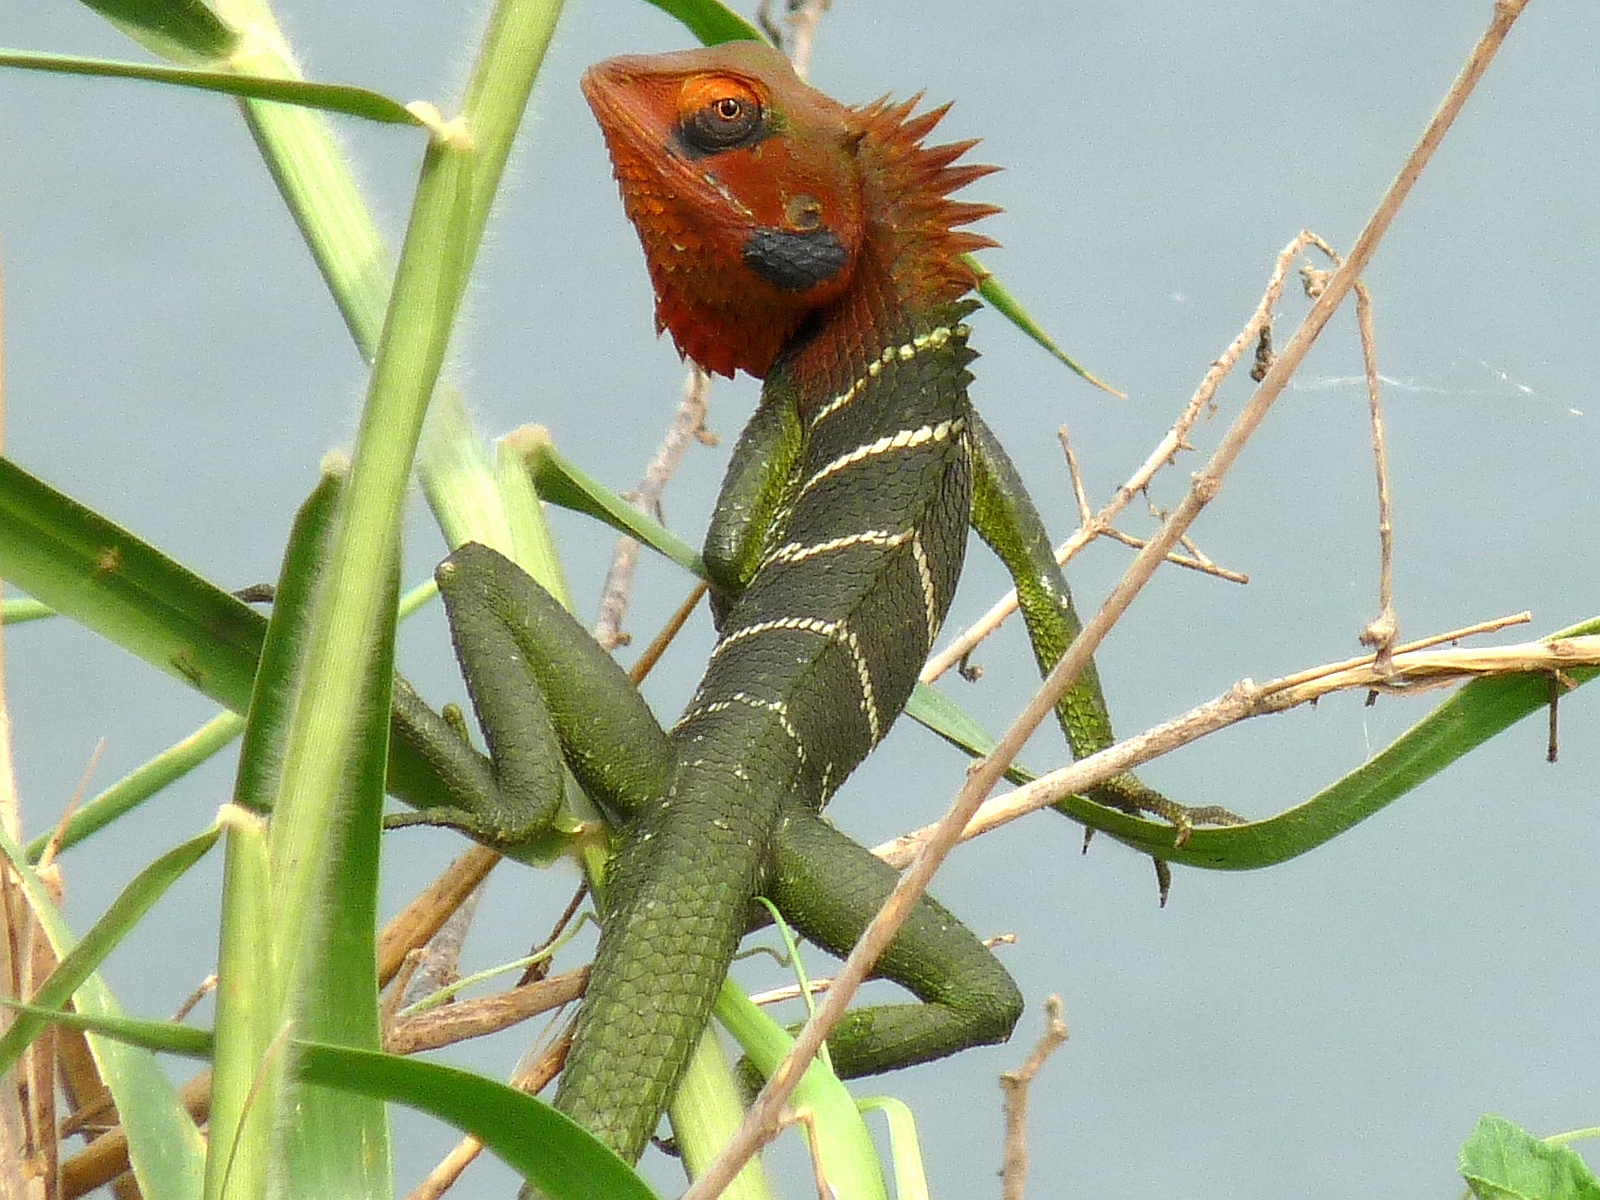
<box><xmin>741</xmin><ymin>227</ymin><xmax>850</xmax><ymax>292</ymax></box>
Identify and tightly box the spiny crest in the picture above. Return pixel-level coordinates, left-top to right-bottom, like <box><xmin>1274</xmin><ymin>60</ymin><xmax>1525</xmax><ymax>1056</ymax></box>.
<box><xmin>843</xmin><ymin>93</ymin><xmax>1001</xmax><ymax>308</ymax></box>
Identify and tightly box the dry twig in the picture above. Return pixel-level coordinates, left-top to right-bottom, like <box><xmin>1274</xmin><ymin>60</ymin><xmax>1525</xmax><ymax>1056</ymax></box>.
<box><xmin>999</xmin><ymin>996</ymin><xmax>1069</xmax><ymax>1200</ymax></box>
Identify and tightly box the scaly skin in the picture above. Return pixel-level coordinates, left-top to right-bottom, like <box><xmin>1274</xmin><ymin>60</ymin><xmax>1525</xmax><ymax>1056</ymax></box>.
<box><xmin>568</xmin><ymin>42</ymin><xmax>1013</xmax><ymax>1160</ymax></box>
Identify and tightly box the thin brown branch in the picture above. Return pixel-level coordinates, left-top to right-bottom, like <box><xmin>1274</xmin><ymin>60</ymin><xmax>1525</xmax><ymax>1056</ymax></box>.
<box><xmin>923</xmin><ymin>227</ymin><xmax>1319</xmax><ymax>684</ymax></box>
<box><xmin>681</xmin><ymin>9</ymin><xmax>1533</xmax><ymax>1188</ymax></box>
<box><xmin>628</xmin><ymin>581</ymin><xmax>708</xmax><ymax>686</ymax></box>
<box><xmin>593</xmin><ymin>366</ymin><xmax>712</xmax><ymax>650</ymax></box>
<box><xmin>999</xmin><ymin>996</ymin><xmax>1069</xmax><ymax>1200</ymax></box>
<box><xmin>377</xmin><ymin>844</ymin><xmax>500</xmax><ymax>985</ymax></box>
<box><xmin>1353</xmin><ymin>281</ymin><xmax>1398</xmax><ymax>669</ymax></box>
<box><xmin>881</xmin><ymin>621</ymin><xmax>1583</xmax><ymax>862</ymax></box>
<box><xmin>383</xmin><ymin>967</ymin><xmax>587</xmax><ymax>1056</ymax></box>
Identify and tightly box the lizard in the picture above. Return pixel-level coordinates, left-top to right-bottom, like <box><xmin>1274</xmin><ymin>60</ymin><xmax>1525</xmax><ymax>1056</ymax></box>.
<box><xmin>394</xmin><ymin>37</ymin><xmax>1226</xmax><ymax>1171</ymax></box>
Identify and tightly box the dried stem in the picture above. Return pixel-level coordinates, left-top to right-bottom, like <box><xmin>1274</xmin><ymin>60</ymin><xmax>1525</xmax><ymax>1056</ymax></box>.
<box><xmin>593</xmin><ymin>367</ymin><xmax>713</xmax><ymax>650</ymax></box>
<box><xmin>999</xmin><ymin>997</ymin><xmax>1069</xmax><ymax>1200</ymax></box>
<box><xmin>681</xmin><ymin>6</ymin><xmax>1533</xmax><ymax>1190</ymax></box>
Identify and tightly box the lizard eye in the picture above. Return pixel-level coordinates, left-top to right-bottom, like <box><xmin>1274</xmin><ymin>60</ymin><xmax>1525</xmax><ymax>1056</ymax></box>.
<box><xmin>678</xmin><ymin>77</ymin><xmax>764</xmax><ymax>154</ymax></box>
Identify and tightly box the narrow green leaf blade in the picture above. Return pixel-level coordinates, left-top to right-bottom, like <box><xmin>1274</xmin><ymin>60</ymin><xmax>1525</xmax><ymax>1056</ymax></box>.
<box><xmin>25</xmin><ymin>710</ymin><xmax>243</xmax><ymax>860</ymax></box>
<box><xmin>294</xmin><ymin>1042</ymin><xmax>663</xmax><ymax>1200</ymax></box>
<box><xmin>0</xmin><ymin>52</ymin><xmax>423</xmax><ymax>124</ymax></box>
<box><xmin>0</xmin><ymin>826</ymin><xmax>219</xmax><ymax>1075</ymax></box>
<box><xmin>0</xmin><ymin>1000</ymin><xmax>214</xmax><ymax>1059</ymax></box>
<box><xmin>640</xmin><ymin>0</ymin><xmax>765</xmax><ymax>45</ymax></box>
<box><xmin>512</xmin><ymin>427</ymin><xmax>705</xmax><ymax>577</ymax></box>
<box><xmin>968</xmin><ymin>260</ymin><xmax>1124</xmax><ymax>396</ymax></box>
<box><xmin>0</xmin><ymin>826</ymin><xmax>208</xmax><ymax>1198</ymax></box>
<box><xmin>74</xmin><ymin>0</ymin><xmax>236</xmax><ymax>61</ymax></box>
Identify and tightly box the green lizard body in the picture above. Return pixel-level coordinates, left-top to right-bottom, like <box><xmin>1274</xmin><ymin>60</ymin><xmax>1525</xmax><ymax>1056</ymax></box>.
<box><xmin>396</xmin><ymin>39</ymin><xmax>1220</xmax><ymax>1172</ymax></box>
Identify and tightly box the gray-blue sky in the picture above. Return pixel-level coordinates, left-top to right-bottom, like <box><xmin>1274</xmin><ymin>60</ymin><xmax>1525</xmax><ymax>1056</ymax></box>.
<box><xmin>3</xmin><ymin>1</ymin><xmax>1597</xmax><ymax>1196</ymax></box>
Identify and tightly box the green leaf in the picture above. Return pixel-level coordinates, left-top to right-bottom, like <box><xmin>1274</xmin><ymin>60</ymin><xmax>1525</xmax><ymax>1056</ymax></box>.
<box><xmin>969</xmin><ymin>260</ymin><xmax>1124</xmax><ymax>396</ymax></box>
<box><xmin>1461</xmin><ymin>1114</ymin><xmax>1600</xmax><ymax>1200</ymax></box>
<box><xmin>0</xmin><ymin>595</ymin><xmax>53</xmax><ymax>624</ymax></box>
<box><xmin>24</xmin><ymin>710</ymin><xmax>244</xmax><ymax>860</ymax></box>
<box><xmin>0</xmin><ymin>826</ymin><xmax>219</xmax><ymax>1076</ymax></box>
<box><xmin>641</xmin><ymin>0</ymin><xmax>766</xmax><ymax>46</ymax></box>
<box><xmin>908</xmin><ymin>682</ymin><xmax>1037</xmax><ymax>786</ymax></box>
<box><xmin>713</xmin><ymin>981</ymin><xmax>888</xmax><ymax>1200</ymax></box>
<box><xmin>0</xmin><ymin>824</ymin><xmax>208</xmax><ymax>1198</ymax></box>
<box><xmin>294</xmin><ymin>1042</ymin><xmax>663</xmax><ymax>1200</ymax></box>
<box><xmin>0</xmin><ymin>51</ymin><xmax>423</xmax><ymax>124</ymax></box>
<box><xmin>74</xmin><ymin>0</ymin><xmax>236</xmax><ymax>61</ymax></box>
<box><xmin>512</xmin><ymin>426</ymin><xmax>706</xmax><ymax>578</ymax></box>
<box><xmin>0</xmin><ymin>1000</ymin><xmax>214</xmax><ymax>1058</ymax></box>
<box><xmin>915</xmin><ymin>618</ymin><xmax>1600</xmax><ymax>871</ymax></box>
<box><xmin>0</xmin><ymin>1008</ymin><xmax>661</xmax><ymax>1200</ymax></box>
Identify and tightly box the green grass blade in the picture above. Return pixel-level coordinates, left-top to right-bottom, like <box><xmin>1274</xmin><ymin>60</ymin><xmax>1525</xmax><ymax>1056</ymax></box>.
<box><xmin>207</xmin><ymin>808</ymin><xmax>277</xmax><ymax>1200</ymax></box>
<box><xmin>0</xmin><ymin>595</ymin><xmax>53</xmax><ymax>624</ymax></box>
<box><xmin>968</xmin><ymin>259</ymin><xmax>1124</xmax><ymax>396</ymax></box>
<box><xmin>74</xmin><ymin>0</ymin><xmax>236</xmax><ymax>61</ymax></box>
<box><xmin>0</xmin><ymin>826</ymin><xmax>219</xmax><ymax>1075</ymax></box>
<box><xmin>712</xmin><ymin>981</ymin><xmax>889</xmax><ymax>1200</ymax></box>
<box><xmin>24</xmin><ymin>710</ymin><xmax>244</xmax><ymax>861</ymax></box>
<box><xmin>0</xmin><ymin>51</ymin><xmax>422</xmax><ymax>123</ymax></box>
<box><xmin>217</xmin><ymin>467</ymin><xmax>356</xmax><ymax>1199</ymax></box>
<box><xmin>908</xmin><ymin>682</ymin><xmax>1037</xmax><ymax>786</ymax></box>
<box><xmin>857</xmin><ymin>1097</ymin><xmax>930</xmax><ymax>1200</ymax></box>
<box><xmin>513</xmin><ymin>427</ymin><xmax>706</xmax><ymax>577</ymax></box>
<box><xmin>641</xmin><ymin>0</ymin><xmax>765</xmax><ymax>46</ymax></box>
<box><xmin>0</xmin><ymin>1000</ymin><xmax>214</xmax><ymax>1058</ymax></box>
<box><xmin>0</xmin><ymin>824</ymin><xmax>209</xmax><ymax>1197</ymax></box>
<box><xmin>293</xmin><ymin>1042</ymin><xmax>663</xmax><ymax>1200</ymax></box>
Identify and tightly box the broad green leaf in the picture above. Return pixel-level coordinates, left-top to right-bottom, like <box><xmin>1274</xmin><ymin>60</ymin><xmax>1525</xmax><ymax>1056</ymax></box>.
<box><xmin>0</xmin><ymin>51</ymin><xmax>422</xmax><ymax>124</ymax></box>
<box><xmin>1461</xmin><ymin>1114</ymin><xmax>1600</xmax><ymax>1200</ymax></box>
<box><xmin>0</xmin><ymin>1008</ymin><xmax>662</xmax><ymax>1200</ymax></box>
<box><xmin>0</xmin><ymin>455</ymin><xmax>265</xmax><ymax>712</ymax></box>
<box><xmin>0</xmin><ymin>453</ymin><xmax>491</xmax><ymax>816</ymax></box>
<box><xmin>643</xmin><ymin>0</ymin><xmax>766</xmax><ymax>46</ymax></box>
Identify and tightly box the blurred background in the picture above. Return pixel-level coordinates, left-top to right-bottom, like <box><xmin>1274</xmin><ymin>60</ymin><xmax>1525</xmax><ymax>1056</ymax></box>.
<box><xmin>3</xmin><ymin>1</ymin><xmax>1597</xmax><ymax>1195</ymax></box>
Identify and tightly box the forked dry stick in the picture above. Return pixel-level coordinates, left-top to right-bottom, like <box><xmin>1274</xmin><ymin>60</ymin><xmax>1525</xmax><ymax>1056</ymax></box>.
<box><xmin>682</xmin><ymin>6</ymin><xmax>1535</xmax><ymax>1194</ymax></box>
<box><xmin>923</xmin><ymin>225</ymin><xmax>1323</xmax><ymax>685</ymax></box>
<box><xmin>999</xmin><ymin>996</ymin><xmax>1070</xmax><ymax>1200</ymax></box>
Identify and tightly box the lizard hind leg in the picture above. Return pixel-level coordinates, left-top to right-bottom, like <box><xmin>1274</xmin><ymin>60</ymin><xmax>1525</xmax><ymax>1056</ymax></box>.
<box><xmin>767</xmin><ymin>801</ymin><xmax>1023</xmax><ymax>1079</ymax></box>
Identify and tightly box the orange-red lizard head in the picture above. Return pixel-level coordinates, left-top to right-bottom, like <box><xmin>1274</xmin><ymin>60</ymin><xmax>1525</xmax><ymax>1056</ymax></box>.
<box><xmin>582</xmin><ymin>41</ymin><xmax>867</xmax><ymax>378</ymax></box>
